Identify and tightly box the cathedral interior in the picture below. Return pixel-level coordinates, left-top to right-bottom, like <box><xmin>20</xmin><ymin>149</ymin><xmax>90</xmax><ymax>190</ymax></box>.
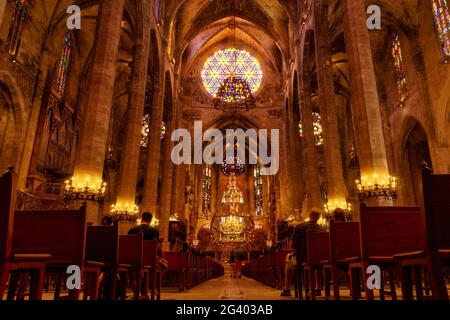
<box><xmin>1</xmin><ymin>0</ymin><xmax>450</xmax><ymax>301</ymax></box>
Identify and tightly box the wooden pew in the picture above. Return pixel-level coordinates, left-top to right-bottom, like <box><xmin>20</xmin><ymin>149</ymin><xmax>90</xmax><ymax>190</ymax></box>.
<box><xmin>12</xmin><ymin>205</ymin><xmax>103</xmax><ymax>300</ymax></box>
<box><xmin>349</xmin><ymin>203</ymin><xmax>425</xmax><ymax>300</ymax></box>
<box><xmin>143</xmin><ymin>240</ymin><xmax>161</xmax><ymax>300</ymax></box>
<box><xmin>118</xmin><ymin>234</ymin><xmax>148</xmax><ymax>300</ymax></box>
<box><xmin>322</xmin><ymin>222</ymin><xmax>360</xmax><ymax>300</ymax></box>
<box><xmin>0</xmin><ymin>167</ymin><xmax>51</xmax><ymax>300</ymax></box>
<box><xmin>394</xmin><ymin>166</ymin><xmax>450</xmax><ymax>300</ymax></box>
<box><xmin>302</xmin><ymin>232</ymin><xmax>330</xmax><ymax>300</ymax></box>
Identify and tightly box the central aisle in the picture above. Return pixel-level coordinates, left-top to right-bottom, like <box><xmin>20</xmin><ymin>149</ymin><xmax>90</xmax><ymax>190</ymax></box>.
<box><xmin>162</xmin><ymin>275</ymin><xmax>295</xmax><ymax>300</ymax></box>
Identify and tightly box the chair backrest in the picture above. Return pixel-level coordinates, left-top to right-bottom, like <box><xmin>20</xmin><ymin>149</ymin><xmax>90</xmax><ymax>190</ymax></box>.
<box><xmin>143</xmin><ymin>240</ymin><xmax>158</xmax><ymax>267</ymax></box>
<box><xmin>86</xmin><ymin>223</ymin><xmax>119</xmax><ymax>265</ymax></box>
<box><xmin>118</xmin><ymin>234</ymin><xmax>143</xmax><ymax>267</ymax></box>
<box><xmin>422</xmin><ymin>166</ymin><xmax>450</xmax><ymax>252</ymax></box>
<box><xmin>0</xmin><ymin>167</ymin><xmax>16</xmax><ymax>269</ymax></box>
<box><xmin>13</xmin><ymin>206</ymin><xmax>87</xmax><ymax>266</ymax></box>
<box><xmin>164</xmin><ymin>252</ymin><xmax>182</xmax><ymax>271</ymax></box>
<box><xmin>329</xmin><ymin>221</ymin><xmax>361</xmax><ymax>261</ymax></box>
<box><xmin>306</xmin><ymin>232</ymin><xmax>330</xmax><ymax>265</ymax></box>
<box><xmin>275</xmin><ymin>249</ymin><xmax>293</xmax><ymax>267</ymax></box>
<box><xmin>359</xmin><ymin>203</ymin><xmax>426</xmax><ymax>259</ymax></box>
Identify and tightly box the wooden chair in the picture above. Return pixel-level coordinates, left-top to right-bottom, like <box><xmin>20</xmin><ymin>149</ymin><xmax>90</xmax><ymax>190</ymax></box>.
<box><xmin>163</xmin><ymin>252</ymin><xmax>185</xmax><ymax>292</ymax></box>
<box><xmin>85</xmin><ymin>224</ymin><xmax>126</xmax><ymax>300</ymax></box>
<box><xmin>349</xmin><ymin>204</ymin><xmax>426</xmax><ymax>300</ymax></box>
<box><xmin>0</xmin><ymin>167</ymin><xmax>51</xmax><ymax>300</ymax></box>
<box><xmin>118</xmin><ymin>234</ymin><xmax>148</xmax><ymax>300</ymax></box>
<box><xmin>302</xmin><ymin>232</ymin><xmax>330</xmax><ymax>300</ymax></box>
<box><xmin>143</xmin><ymin>240</ymin><xmax>161</xmax><ymax>300</ymax></box>
<box><xmin>394</xmin><ymin>166</ymin><xmax>450</xmax><ymax>300</ymax></box>
<box><xmin>274</xmin><ymin>249</ymin><xmax>293</xmax><ymax>290</ymax></box>
<box><xmin>322</xmin><ymin>222</ymin><xmax>360</xmax><ymax>300</ymax></box>
<box><xmin>12</xmin><ymin>205</ymin><xmax>103</xmax><ymax>300</ymax></box>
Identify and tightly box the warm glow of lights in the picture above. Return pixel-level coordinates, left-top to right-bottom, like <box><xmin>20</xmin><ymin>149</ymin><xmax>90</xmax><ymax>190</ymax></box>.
<box><xmin>64</xmin><ymin>176</ymin><xmax>106</xmax><ymax>194</ymax></box>
<box><xmin>201</xmin><ymin>48</ymin><xmax>262</xmax><ymax>97</ymax></box>
<box><xmin>355</xmin><ymin>173</ymin><xmax>398</xmax><ymax>201</ymax></box>
<box><xmin>298</xmin><ymin>112</ymin><xmax>323</xmax><ymax>145</ymax></box>
<box><xmin>323</xmin><ymin>200</ymin><xmax>353</xmax><ymax>214</ymax></box>
<box><xmin>110</xmin><ymin>203</ymin><xmax>139</xmax><ymax>215</ymax></box>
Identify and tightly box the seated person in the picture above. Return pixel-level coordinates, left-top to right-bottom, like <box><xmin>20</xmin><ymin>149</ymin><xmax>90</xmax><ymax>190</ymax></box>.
<box><xmin>281</xmin><ymin>208</ymin><xmax>326</xmax><ymax>297</ymax></box>
<box><xmin>332</xmin><ymin>208</ymin><xmax>347</xmax><ymax>222</ymax></box>
<box><xmin>128</xmin><ymin>212</ymin><xmax>159</xmax><ymax>240</ymax></box>
<box><xmin>156</xmin><ymin>238</ymin><xmax>169</xmax><ymax>270</ymax></box>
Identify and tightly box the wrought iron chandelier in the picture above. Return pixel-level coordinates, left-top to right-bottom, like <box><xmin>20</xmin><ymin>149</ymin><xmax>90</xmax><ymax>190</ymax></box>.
<box><xmin>221</xmin><ymin>155</ymin><xmax>245</xmax><ymax>177</ymax></box>
<box><xmin>356</xmin><ymin>175</ymin><xmax>399</xmax><ymax>202</ymax></box>
<box><xmin>213</xmin><ymin>16</ymin><xmax>256</xmax><ymax>112</ymax></box>
<box><xmin>64</xmin><ymin>177</ymin><xmax>106</xmax><ymax>205</ymax></box>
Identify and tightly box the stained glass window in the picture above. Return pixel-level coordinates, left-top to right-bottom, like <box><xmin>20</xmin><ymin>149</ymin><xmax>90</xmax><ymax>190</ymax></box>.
<box><xmin>201</xmin><ymin>165</ymin><xmax>212</xmax><ymax>218</ymax></box>
<box><xmin>298</xmin><ymin>112</ymin><xmax>323</xmax><ymax>146</ymax></box>
<box><xmin>432</xmin><ymin>0</ymin><xmax>450</xmax><ymax>57</ymax></box>
<box><xmin>140</xmin><ymin>114</ymin><xmax>166</xmax><ymax>148</ymax></box>
<box><xmin>201</xmin><ymin>48</ymin><xmax>262</xmax><ymax>97</ymax></box>
<box><xmin>6</xmin><ymin>0</ymin><xmax>31</xmax><ymax>57</ymax></box>
<box><xmin>391</xmin><ymin>33</ymin><xmax>408</xmax><ymax>106</ymax></box>
<box><xmin>254</xmin><ymin>165</ymin><xmax>263</xmax><ymax>217</ymax></box>
<box><xmin>56</xmin><ymin>33</ymin><xmax>72</xmax><ymax>94</ymax></box>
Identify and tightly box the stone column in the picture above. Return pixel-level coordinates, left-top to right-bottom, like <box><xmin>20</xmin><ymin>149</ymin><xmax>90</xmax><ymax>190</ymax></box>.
<box><xmin>287</xmin><ymin>92</ymin><xmax>303</xmax><ymax>213</ymax></box>
<box><xmin>158</xmin><ymin>83</ymin><xmax>176</xmax><ymax>250</ymax></box>
<box><xmin>142</xmin><ymin>81</ymin><xmax>165</xmax><ymax>214</ymax></box>
<box><xmin>313</xmin><ymin>2</ymin><xmax>347</xmax><ymax>208</ymax></box>
<box><xmin>341</xmin><ymin>0</ymin><xmax>390</xmax><ymax>181</ymax></box>
<box><xmin>298</xmin><ymin>46</ymin><xmax>322</xmax><ymax>210</ymax></box>
<box><xmin>0</xmin><ymin>0</ymin><xmax>6</xmax><ymax>27</ymax></box>
<box><xmin>115</xmin><ymin>31</ymin><xmax>150</xmax><ymax>219</ymax></box>
<box><xmin>72</xmin><ymin>0</ymin><xmax>125</xmax><ymax>223</ymax></box>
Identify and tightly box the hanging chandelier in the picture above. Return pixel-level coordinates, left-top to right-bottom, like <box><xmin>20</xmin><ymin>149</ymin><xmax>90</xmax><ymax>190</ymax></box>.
<box><xmin>213</xmin><ymin>75</ymin><xmax>256</xmax><ymax>112</ymax></box>
<box><xmin>221</xmin><ymin>155</ymin><xmax>245</xmax><ymax>177</ymax></box>
<box><xmin>213</xmin><ymin>16</ymin><xmax>256</xmax><ymax>112</ymax></box>
<box><xmin>222</xmin><ymin>176</ymin><xmax>244</xmax><ymax>204</ymax></box>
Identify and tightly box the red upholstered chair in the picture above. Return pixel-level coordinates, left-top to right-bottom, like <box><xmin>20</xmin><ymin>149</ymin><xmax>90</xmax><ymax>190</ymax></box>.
<box><xmin>394</xmin><ymin>166</ymin><xmax>450</xmax><ymax>300</ymax></box>
<box><xmin>163</xmin><ymin>252</ymin><xmax>184</xmax><ymax>292</ymax></box>
<box><xmin>322</xmin><ymin>222</ymin><xmax>360</xmax><ymax>300</ymax></box>
<box><xmin>143</xmin><ymin>240</ymin><xmax>161</xmax><ymax>300</ymax></box>
<box><xmin>349</xmin><ymin>204</ymin><xmax>425</xmax><ymax>300</ymax></box>
<box><xmin>118</xmin><ymin>234</ymin><xmax>148</xmax><ymax>300</ymax></box>
<box><xmin>302</xmin><ymin>232</ymin><xmax>330</xmax><ymax>300</ymax></box>
<box><xmin>12</xmin><ymin>205</ymin><xmax>103</xmax><ymax>300</ymax></box>
<box><xmin>0</xmin><ymin>167</ymin><xmax>51</xmax><ymax>300</ymax></box>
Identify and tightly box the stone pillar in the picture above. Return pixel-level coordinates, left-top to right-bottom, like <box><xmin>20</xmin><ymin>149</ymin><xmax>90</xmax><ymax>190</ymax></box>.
<box><xmin>341</xmin><ymin>0</ymin><xmax>390</xmax><ymax>181</ymax></box>
<box><xmin>142</xmin><ymin>82</ymin><xmax>165</xmax><ymax>214</ymax></box>
<box><xmin>158</xmin><ymin>82</ymin><xmax>176</xmax><ymax>250</ymax></box>
<box><xmin>72</xmin><ymin>0</ymin><xmax>125</xmax><ymax>223</ymax></box>
<box><xmin>115</xmin><ymin>30</ymin><xmax>150</xmax><ymax>217</ymax></box>
<box><xmin>287</xmin><ymin>92</ymin><xmax>303</xmax><ymax>213</ymax></box>
<box><xmin>0</xmin><ymin>0</ymin><xmax>6</xmax><ymax>27</ymax></box>
<box><xmin>298</xmin><ymin>48</ymin><xmax>322</xmax><ymax>210</ymax></box>
<box><xmin>313</xmin><ymin>2</ymin><xmax>347</xmax><ymax>208</ymax></box>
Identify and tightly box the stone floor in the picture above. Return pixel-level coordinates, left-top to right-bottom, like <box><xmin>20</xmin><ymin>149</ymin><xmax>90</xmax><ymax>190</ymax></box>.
<box><xmin>162</xmin><ymin>274</ymin><xmax>295</xmax><ymax>300</ymax></box>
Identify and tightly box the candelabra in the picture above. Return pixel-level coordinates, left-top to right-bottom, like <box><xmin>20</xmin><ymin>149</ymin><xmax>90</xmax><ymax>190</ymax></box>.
<box><xmin>356</xmin><ymin>175</ymin><xmax>398</xmax><ymax>201</ymax></box>
<box><xmin>64</xmin><ymin>177</ymin><xmax>106</xmax><ymax>204</ymax></box>
<box><xmin>107</xmin><ymin>203</ymin><xmax>140</xmax><ymax>223</ymax></box>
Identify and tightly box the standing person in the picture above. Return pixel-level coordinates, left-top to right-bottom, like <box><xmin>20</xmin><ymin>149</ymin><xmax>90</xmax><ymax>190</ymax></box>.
<box><xmin>281</xmin><ymin>208</ymin><xmax>326</xmax><ymax>297</ymax></box>
<box><xmin>234</xmin><ymin>249</ymin><xmax>244</xmax><ymax>278</ymax></box>
<box><xmin>229</xmin><ymin>252</ymin><xmax>236</xmax><ymax>278</ymax></box>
